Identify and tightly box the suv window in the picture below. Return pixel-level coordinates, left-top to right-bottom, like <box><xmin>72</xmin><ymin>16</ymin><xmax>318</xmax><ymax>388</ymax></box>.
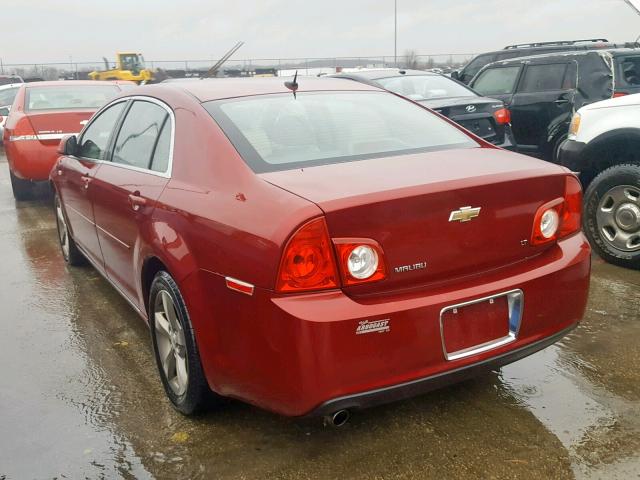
<box><xmin>519</xmin><ymin>63</ymin><xmax>568</xmax><ymax>92</ymax></box>
<box><xmin>112</xmin><ymin>100</ymin><xmax>169</xmax><ymax>171</ymax></box>
<box><xmin>461</xmin><ymin>54</ymin><xmax>496</xmax><ymax>81</ymax></box>
<box><xmin>78</xmin><ymin>102</ymin><xmax>126</xmax><ymax>160</ymax></box>
<box><xmin>619</xmin><ymin>56</ymin><xmax>640</xmax><ymax>86</ymax></box>
<box><xmin>472</xmin><ymin>66</ymin><xmax>521</xmax><ymax>95</ymax></box>
<box><xmin>0</xmin><ymin>86</ymin><xmax>19</xmax><ymax>106</ymax></box>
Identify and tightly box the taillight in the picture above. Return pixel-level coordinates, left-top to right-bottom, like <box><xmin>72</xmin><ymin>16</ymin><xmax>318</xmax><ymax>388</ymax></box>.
<box><xmin>9</xmin><ymin>116</ymin><xmax>37</xmax><ymax>141</ymax></box>
<box><xmin>559</xmin><ymin>175</ymin><xmax>582</xmax><ymax>237</ymax></box>
<box><xmin>531</xmin><ymin>175</ymin><xmax>583</xmax><ymax>246</ymax></box>
<box><xmin>276</xmin><ymin>217</ymin><xmax>339</xmax><ymax>293</ymax></box>
<box><xmin>333</xmin><ymin>239</ymin><xmax>386</xmax><ymax>286</ymax></box>
<box><xmin>613</xmin><ymin>91</ymin><xmax>628</xmax><ymax>98</ymax></box>
<box><xmin>493</xmin><ymin>108</ymin><xmax>511</xmax><ymax>125</ymax></box>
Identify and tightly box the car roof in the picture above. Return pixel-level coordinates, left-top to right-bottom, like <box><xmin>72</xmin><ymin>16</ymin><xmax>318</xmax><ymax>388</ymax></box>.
<box><xmin>145</xmin><ymin>76</ymin><xmax>381</xmax><ymax>102</ymax></box>
<box><xmin>484</xmin><ymin>48</ymin><xmax>640</xmax><ymax>67</ymax></box>
<box><xmin>21</xmin><ymin>80</ymin><xmax>134</xmax><ymax>88</ymax></box>
<box><xmin>332</xmin><ymin>69</ymin><xmax>435</xmax><ymax>81</ymax></box>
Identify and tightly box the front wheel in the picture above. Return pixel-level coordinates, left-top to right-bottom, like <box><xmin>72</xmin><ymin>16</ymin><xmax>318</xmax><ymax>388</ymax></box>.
<box><xmin>149</xmin><ymin>271</ymin><xmax>211</xmax><ymax>415</ymax></box>
<box><xmin>583</xmin><ymin>164</ymin><xmax>640</xmax><ymax>269</ymax></box>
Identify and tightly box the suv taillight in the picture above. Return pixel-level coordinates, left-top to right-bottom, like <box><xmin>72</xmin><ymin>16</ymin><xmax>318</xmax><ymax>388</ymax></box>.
<box><xmin>613</xmin><ymin>91</ymin><xmax>628</xmax><ymax>98</ymax></box>
<box><xmin>493</xmin><ymin>108</ymin><xmax>511</xmax><ymax>125</ymax></box>
<box><xmin>531</xmin><ymin>175</ymin><xmax>583</xmax><ymax>246</ymax></box>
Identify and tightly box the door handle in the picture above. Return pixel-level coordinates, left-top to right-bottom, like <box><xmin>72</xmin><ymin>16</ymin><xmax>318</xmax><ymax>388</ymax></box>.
<box><xmin>128</xmin><ymin>192</ymin><xmax>147</xmax><ymax>211</ymax></box>
<box><xmin>554</xmin><ymin>98</ymin><xmax>570</xmax><ymax>105</ymax></box>
<box><xmin>81</xmin><ymin>175</ymin><xmax>91</xmax><ymax>189</ymax></box>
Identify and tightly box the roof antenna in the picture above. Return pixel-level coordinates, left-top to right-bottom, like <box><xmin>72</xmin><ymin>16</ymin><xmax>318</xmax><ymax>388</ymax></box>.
<box><xmin>285</xmin><ymin>70</ymin><xmax>298</xmax><ymax>98</ymax></box>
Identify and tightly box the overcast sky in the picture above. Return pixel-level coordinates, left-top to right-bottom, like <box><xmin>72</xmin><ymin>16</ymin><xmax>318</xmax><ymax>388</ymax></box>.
<box><xmin>2</xmin><ymin>0</ymin><xmax>640</xmax><ymax>65</ymax></box>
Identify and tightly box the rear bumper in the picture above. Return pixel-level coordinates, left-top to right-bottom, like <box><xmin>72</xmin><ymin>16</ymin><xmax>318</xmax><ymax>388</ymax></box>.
<box><xmin>557</xmin><ymin>139</ymin><xmax>587</xmax><ymax>174</ymax></box>
<box><xmin>191</xmin><ymin>234</ymin><xmax>591</xmax><ymax>417</ymax></box>
<box><xmin>307</xmin><ymin>324</ymin><xmax>575</xmax><ymax>417</ymax></box>
<box><xmin>4</xmin><ymin>139</ymin><xmax>58</xmax><ymax>181</ymax></box>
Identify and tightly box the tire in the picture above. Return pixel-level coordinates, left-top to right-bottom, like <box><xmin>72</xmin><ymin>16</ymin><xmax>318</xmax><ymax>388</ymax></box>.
<box><xmin>10</xmin><ymin>170</ymin><xmax>34</xmax><ymax>201</ymax></box>
<box><xmin>149</xmin><ymin>271</ymin><xmax>211</xmax><ymax>415</ymax></box>
<box><xmin>54</xmin><ymin>192</ymin><xmax>85</xmax><ymax>266</ymax></box>
<box><xmin>583</xmin><ymin>163</ymin><xmax>640</xmax><ymax>269</ymax></box>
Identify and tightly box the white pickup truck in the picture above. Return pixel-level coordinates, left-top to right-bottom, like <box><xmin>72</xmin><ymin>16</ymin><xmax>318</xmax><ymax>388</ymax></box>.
<box><xmin>559</xmin><ymin>94</ymin><xmax>640</xmax><ymax>269</ymax></box>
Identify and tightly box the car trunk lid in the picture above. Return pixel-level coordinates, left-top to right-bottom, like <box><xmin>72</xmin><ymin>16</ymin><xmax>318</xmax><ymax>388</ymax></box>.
<box><xmin>260</xmin><ymin>147</ymin><xmax>567</xmax><ymax>293</ymax></box>
<box><xmin>26</xmin><ymin>110</ymin><xmax>94</xmax><ymax>145</ymax></box>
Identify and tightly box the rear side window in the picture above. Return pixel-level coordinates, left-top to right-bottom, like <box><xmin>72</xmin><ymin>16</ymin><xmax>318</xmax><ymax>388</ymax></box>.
<box><xmin>150</xmin><ymin>120</ymin><xmax>171</xmax><ymax>173</ymax></box>
<box><xmin>78</xmin><ymin>102</ymin><xmax>126</xmax><ymax>160</ymax></box>
<box><xmin>519</xmin><ymin>63</ymin><xmax>568</xmax><ymax>92</ymax></box>
<box><xmin>472</xmin><ymin>66</ymin><xmax>521</xmax><ymax>95</ymax></box>
<box><xmin>618</xmin><ymin>56</ymin><xmax>640</xmax><ymax>86</ymax></box>
<box><xmin>204</xmin><ymin>91</ymin><xmax>477</xmax><ymax>173</ymax></box>
<box><xmin>112</xmin><ymin>100</ymin><xmax>170</xmax><ymax>171</ymax></box>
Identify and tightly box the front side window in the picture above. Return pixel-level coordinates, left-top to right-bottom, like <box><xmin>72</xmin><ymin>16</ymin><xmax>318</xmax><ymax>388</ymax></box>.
<box><xmin>78</xmin><ymin>102</ymin><xmax>126</xmax><ymax>159</ymax></box>
<box><xmin>112</xmin><ymin>101</ymin><xmax>169</xmax><ymax>171</ymax></box>
<box><xmin>461</xmin><ymin>54</ymin><xmax>496</xmax><ymax>82</ymax></box>
<box><xmin>519</xmin><ymin>63</ymin><xmax>568</xmax><ymax>93</ymax></box>
<box><xmin>377</xmin><ymin>75</ymin><xmax>474</xmax><ymax>101</ymax></box>
<box><xmin>472</xmin><ymin>66</ymin><xmax>521</xmax><ymax>96</ymax></box>
<box><xmin>204</xmin><ymin>91</ymin><xmax>477</xmax><ymax>173</ymax></box>
<box><xmin>26</xmin><ymin>85</ymin><xmax>120</xmax><ymax>112</ymax></box>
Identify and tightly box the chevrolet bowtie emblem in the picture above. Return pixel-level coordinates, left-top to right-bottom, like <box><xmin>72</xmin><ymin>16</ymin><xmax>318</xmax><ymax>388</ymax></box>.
<box><xmin>449</xmin><ymin>206</ymin><xmax>481</xmax><ymax>222</ymax></box>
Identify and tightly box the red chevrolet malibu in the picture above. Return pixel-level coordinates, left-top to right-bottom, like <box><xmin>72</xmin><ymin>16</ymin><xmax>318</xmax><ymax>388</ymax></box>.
<box><xmin>50</xmin><ymin>78</ymin><xmax>590</xmax><ymax>424</ymax></box>
<box><xmin>3</xmin><ymin>80</ymin><xmax>132</xmax><ymax>200</ymax></box>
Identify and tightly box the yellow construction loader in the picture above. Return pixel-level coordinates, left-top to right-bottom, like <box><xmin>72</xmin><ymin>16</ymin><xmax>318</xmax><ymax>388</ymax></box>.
<box><xmin>89</xmin><ymin>52</ymin><xmax>154</xmax><ymax>83</ymax></box>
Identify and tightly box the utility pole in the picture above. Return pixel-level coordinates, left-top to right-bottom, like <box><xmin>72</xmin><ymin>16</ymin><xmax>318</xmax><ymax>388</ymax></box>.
<box><xmin>394</xmin><ymin>0</ymin><xmax>398</xmax><ymax>66</ymax></box>
<box><xmin>0</xmin><ymin>57</ymin><xmax>4</xmax><ymax>74</ymax></box>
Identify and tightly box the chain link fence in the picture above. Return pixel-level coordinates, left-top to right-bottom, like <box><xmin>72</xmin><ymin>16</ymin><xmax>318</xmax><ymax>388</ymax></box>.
<box><xmin>0</xmin><ymin>54</ymin><xmax>475</xmax><ymax>80</ymax></box>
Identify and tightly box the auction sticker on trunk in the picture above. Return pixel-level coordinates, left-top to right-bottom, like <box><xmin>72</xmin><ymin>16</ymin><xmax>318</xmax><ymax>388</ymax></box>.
<box><xmin>356</xmin><ymin>319</ymin><xmax>390</xmax><ymax>335</ymax></box>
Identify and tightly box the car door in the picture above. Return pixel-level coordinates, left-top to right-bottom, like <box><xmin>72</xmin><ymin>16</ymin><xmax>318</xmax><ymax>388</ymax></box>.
<box><xmin>508</xmin><ymin>61</ymin><xmax>576</xmax><ymax>154</ymax></box>
<box><xmin>56</xmin><ymin>101</ymin><xmax>127</xmax><ymax>269</ymax></box>
<box><xmin>90</xmin><ymin>98</ymin><xmax>172</xmax><ymax>304</ymax></box>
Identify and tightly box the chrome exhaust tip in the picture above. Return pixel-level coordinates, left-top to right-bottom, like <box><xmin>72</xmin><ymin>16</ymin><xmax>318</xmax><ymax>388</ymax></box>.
<box><xmin>325</xmin><ymin>409</ymin><xmax>350</xmax><ymax>427</ymax></box>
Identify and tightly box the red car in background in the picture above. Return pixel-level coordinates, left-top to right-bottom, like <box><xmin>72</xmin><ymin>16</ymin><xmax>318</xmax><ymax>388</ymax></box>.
<box><xmin>51</xmin><ymin>78</ymin><xmax>590</xmax><ymax>424</ymax></box>
<box><xmin>3</xmin><ymin>80</ymin><xmax>133</xmax><ymax>199</ymax></box>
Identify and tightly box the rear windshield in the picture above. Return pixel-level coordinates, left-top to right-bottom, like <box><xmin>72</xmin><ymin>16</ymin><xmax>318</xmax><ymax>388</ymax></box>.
<box><xmin>377</xmin><ymin>75</ymin><xmax>474</xmax><ymax>100</ymax></box>
<box><xmin>0</xmin><ymin>86</ymin><xmax>20</xmax><ymax>106</ymax></box>
<box><xmin>472</xmin><ymin>66</ymin><xmax>521</xmax><ymax>95</ymax></box>
<box><xmin>0</xmin><ymin>77</ymin><xmax>22</xmax><ymax>86</ymax></box>
<box><xmin>204</xmin><ymin>91</ymin><xmax>477</xmax><ymax>173</ymax></box>
<box><xmin>25</xmin><ymin>85</ymin><xmax>120</xmax><ymax>112</ymax></box>
<box><xmin>617</xmin><ymin>55</ymin><xmax>640</xmax><ymax>86</ymax></box>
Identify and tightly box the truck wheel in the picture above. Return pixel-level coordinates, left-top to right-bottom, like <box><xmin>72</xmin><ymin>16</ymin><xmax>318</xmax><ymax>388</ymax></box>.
<box><xmin>10</xmin><ymin>170</ymin><xmax>34</xmax><ymax>201</ymax></box>
<box><xmin>583</xmin><ymin>164</ymin><xmax>640</xmax><ymax>269</ymax></box>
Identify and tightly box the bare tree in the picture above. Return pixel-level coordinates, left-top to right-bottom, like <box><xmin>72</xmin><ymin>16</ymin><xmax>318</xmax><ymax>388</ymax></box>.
<box><xmin>403</xmin><ymin>49</ymin><xmax>419</xmax><ymax>69</ymax></box>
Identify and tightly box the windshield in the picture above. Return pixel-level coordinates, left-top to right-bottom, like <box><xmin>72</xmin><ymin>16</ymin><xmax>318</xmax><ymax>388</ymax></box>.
<box><xmin>472</xmin><ymin>66</ymin><xmax>521</xmax><ymax>96</ymax></box>
<box><xmin>25</xmin><ymin>85</ymin><xmax>120</xmax><ymax>112</ymax></box>
<box><xmin>204</xmin><ymin>91</ymin><xmax>477</xmax><ymax>173</ymax></box>
<box><xmin>377</xmin><ymin>75</ymin><xmax>474</xmax><ymax>100</ymax></box>
<box><xmin>0</xmin><ymin>86</ymin><xmax>20</xmax><ymax>106</ymax></box>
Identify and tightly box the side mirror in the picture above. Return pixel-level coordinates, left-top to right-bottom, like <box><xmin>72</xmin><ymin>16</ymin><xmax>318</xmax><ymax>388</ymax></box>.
<box><xmin>450</xmin><ymin>70</ymin><xmax>460</xmax><ymax>80</ymax></box>
<box><xmin>58</xmin><ymin>134</ymin><xmax>78</xmax><ymax>156</ymax></box>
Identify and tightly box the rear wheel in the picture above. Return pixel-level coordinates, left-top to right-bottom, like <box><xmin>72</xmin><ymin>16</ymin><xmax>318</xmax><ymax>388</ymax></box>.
<box><xmin>149</xmin><ymin>271</ymin><xmax>211</xmax><ymax>415</ymax></box>
<box><xmin>10</xmin><ymin>170</ymin><xmax>34</xmax><ymax>201</ymax></box>
<box><xmin>54</xmin><ymin>193</ymin><xmax>85</xmax><ymax>266</ymax></box>
<box><xmin>583</xmin><ymin>164</ymin><xmax>640</xmax><ymax>269</ymax></box>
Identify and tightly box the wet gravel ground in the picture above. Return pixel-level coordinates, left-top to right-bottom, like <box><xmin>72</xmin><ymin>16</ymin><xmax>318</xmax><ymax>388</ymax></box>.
<box><xmin>0</xmin><ymin>149</ymin><xmax>639</xmax><ymax>480</ymax></box>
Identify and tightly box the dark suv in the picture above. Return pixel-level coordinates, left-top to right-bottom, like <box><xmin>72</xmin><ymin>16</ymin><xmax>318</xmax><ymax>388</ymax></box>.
<box><xmin>452</xmin><ymin>39</ymin><xmax>629</xmax><ymax>85</ymax></box>
<box><xmin>468</xmin><ymin>49</ymin><xmax>640</xmax><ymax>162</ymax></box>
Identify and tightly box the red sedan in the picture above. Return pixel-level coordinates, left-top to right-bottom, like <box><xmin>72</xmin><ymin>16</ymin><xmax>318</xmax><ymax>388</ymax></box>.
<box><xmin>51</xmin><ymin>78</ymin><xmax>590</xmax><ymax>423</ymax></box>
<box><xmin>3</xmin><ymin>80</ymin><xmax>133</xmax><ymax>200</ymax></box>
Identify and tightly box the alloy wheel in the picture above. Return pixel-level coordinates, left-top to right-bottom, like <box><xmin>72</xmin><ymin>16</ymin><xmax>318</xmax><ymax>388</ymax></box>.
<box><xmin>154</xmin><ymin>290</ymin><xmax>189</xmax><ymax>396</ymax></box>
<box><xmin>596</xmin><ymin>184</ymin><xmax>640</xmax><ymax>252</ymax></box>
